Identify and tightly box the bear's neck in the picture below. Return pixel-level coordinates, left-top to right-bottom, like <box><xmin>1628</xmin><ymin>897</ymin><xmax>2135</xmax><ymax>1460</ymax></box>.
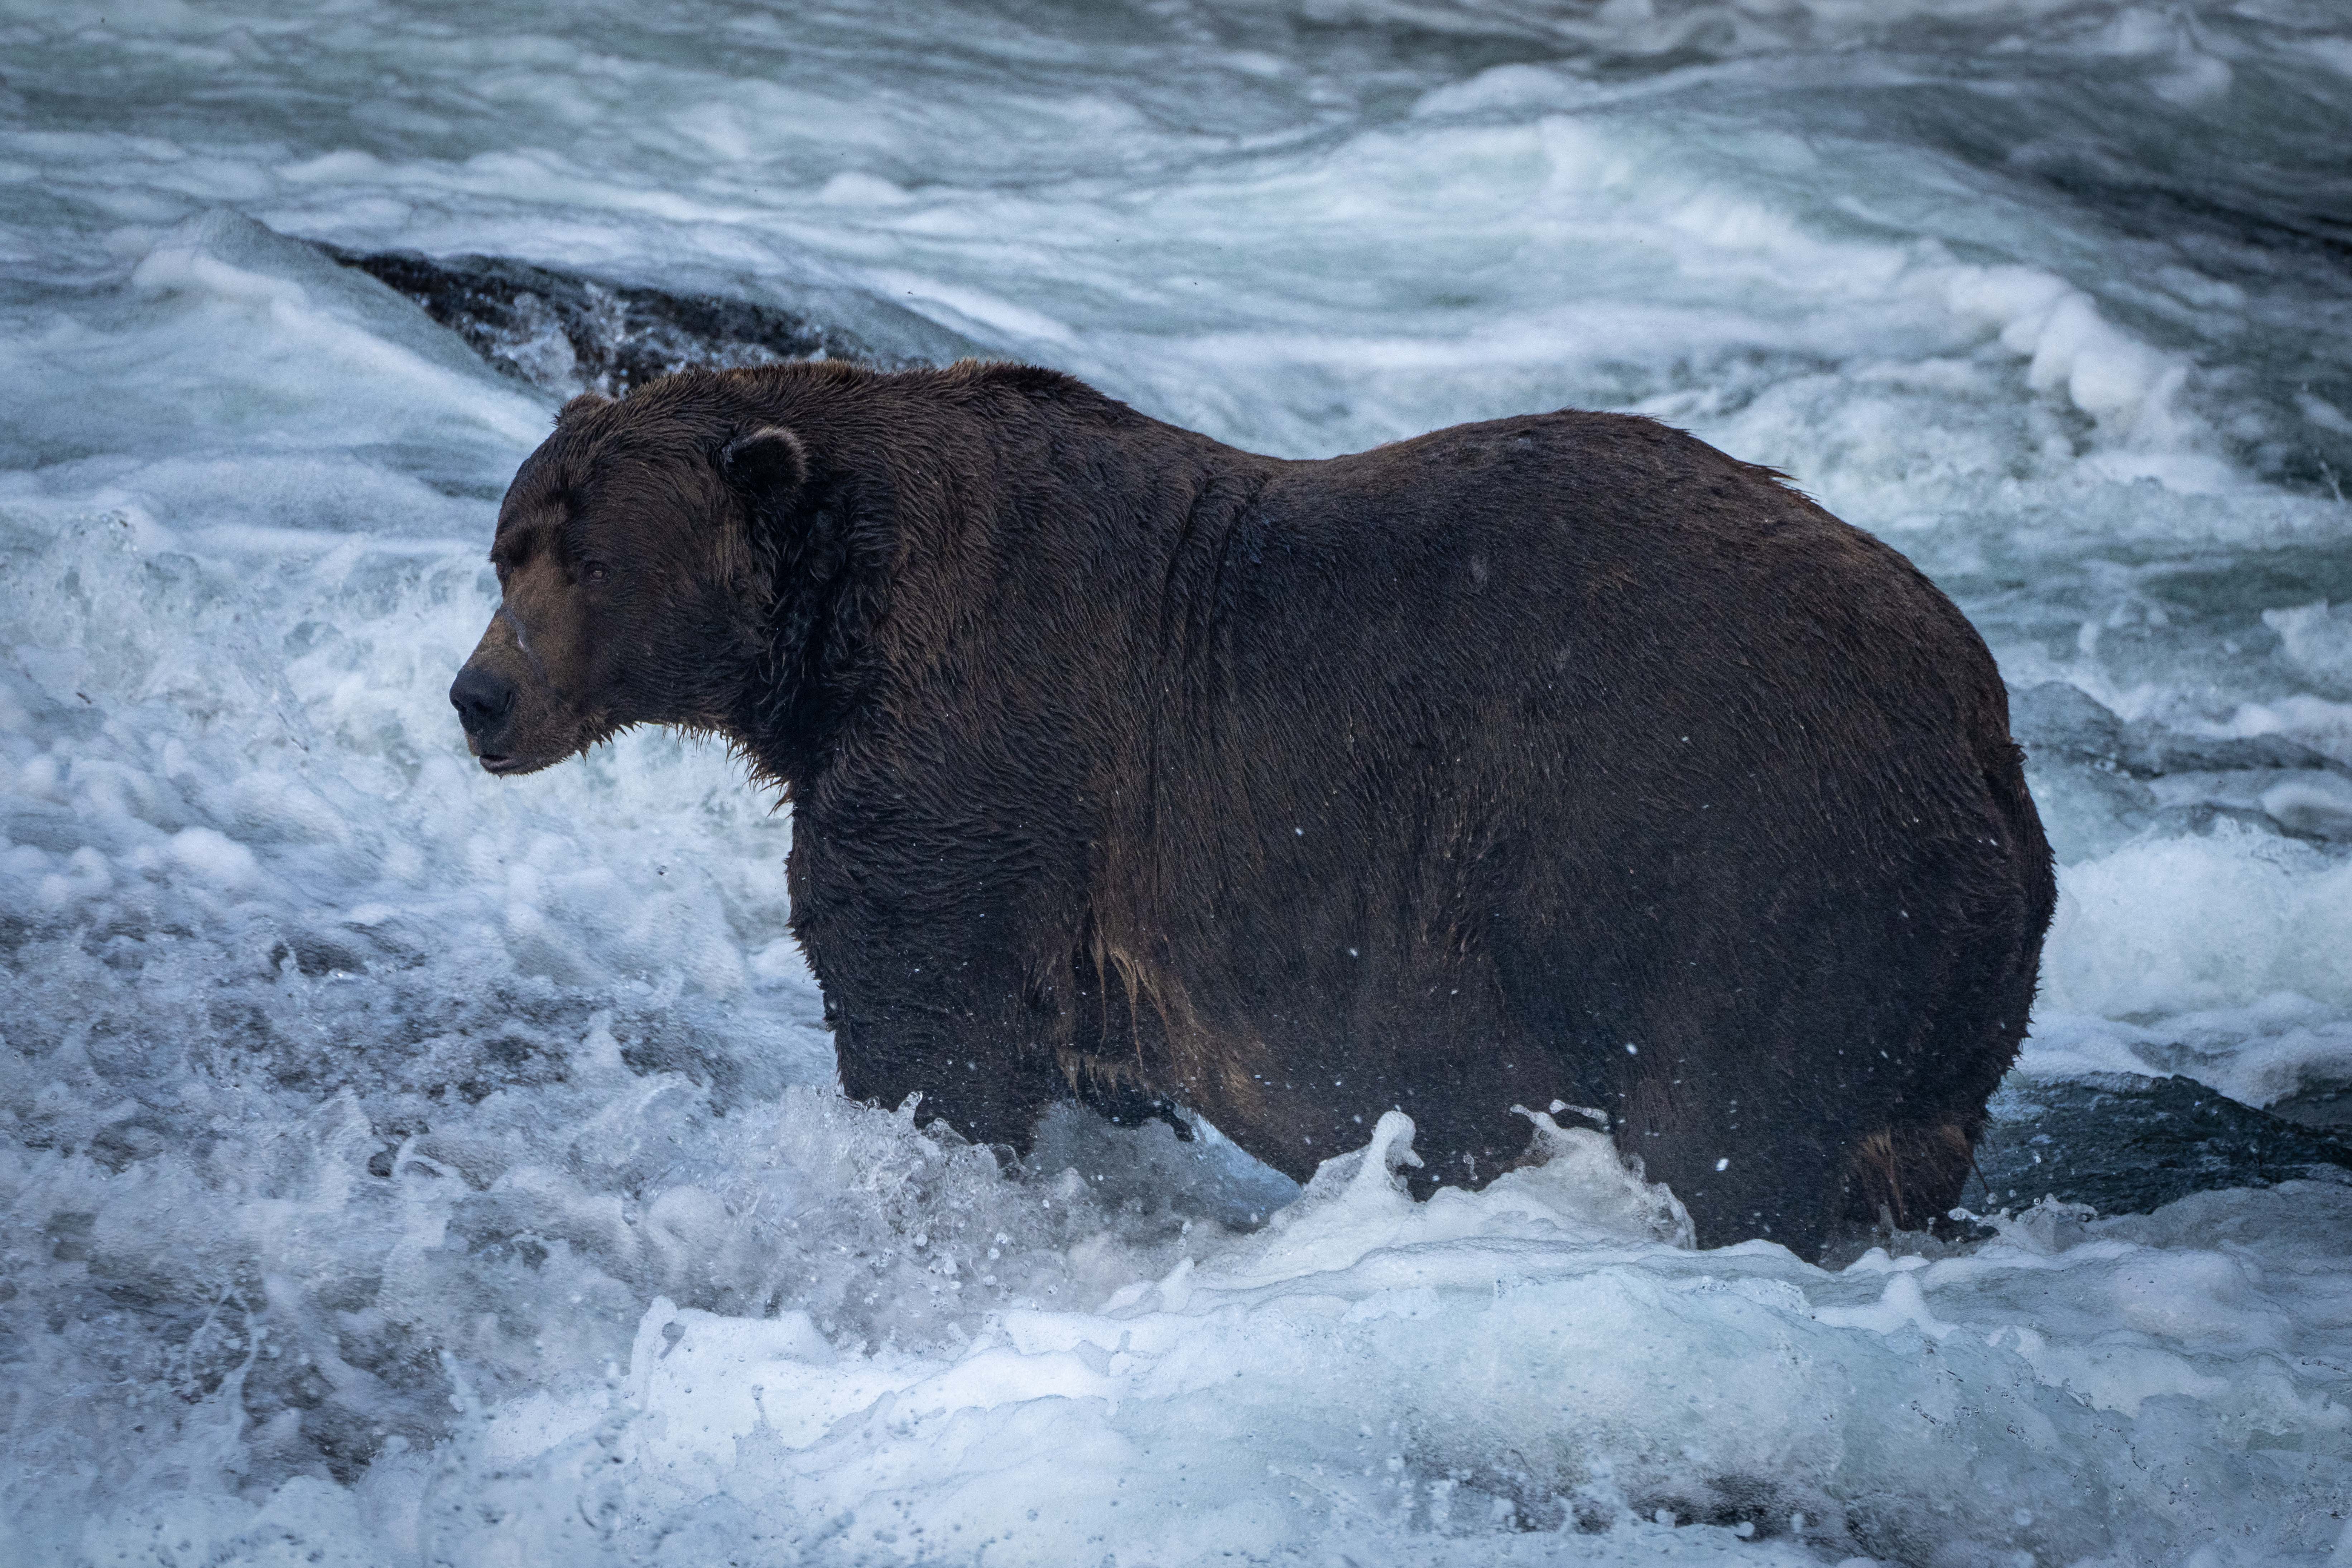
<box><xmin>692</xmin><ymin>360</ymin><xmax>1212</xmax><ymax>801</ymax></box>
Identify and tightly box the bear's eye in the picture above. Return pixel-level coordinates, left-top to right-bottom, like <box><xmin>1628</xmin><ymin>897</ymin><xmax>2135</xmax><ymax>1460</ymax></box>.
<box><xmin>583</xmin><ymin>562</ymin><xmax>609</xmax><ymax>585</ymax></box>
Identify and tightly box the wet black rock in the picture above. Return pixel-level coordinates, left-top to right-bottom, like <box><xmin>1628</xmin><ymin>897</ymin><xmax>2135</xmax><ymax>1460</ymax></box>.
<box><xmin>1976</xmin><ymin>1074</ymin><xmax>2352</xmax><ymax>1217</ymax></box>
<box><xmin>321</xmin><ymin>246</ymin><xmax>954</xmax><ymax>398</ymax></box>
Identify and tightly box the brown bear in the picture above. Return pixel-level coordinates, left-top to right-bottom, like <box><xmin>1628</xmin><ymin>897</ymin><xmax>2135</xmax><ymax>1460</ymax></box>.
<box><xmin>450</xmin><ymin>360</ymin><xmax>2054</xmax><ymax>1258</ymax></box>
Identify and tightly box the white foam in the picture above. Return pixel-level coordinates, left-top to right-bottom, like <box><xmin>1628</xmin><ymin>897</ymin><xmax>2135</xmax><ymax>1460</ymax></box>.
<box><xmin>2265</xmin><ymin>601</ymin><xmax>2352</xmax><ymax>696</ymax></box>
<box><xmin>2042</xmin><ymin>822</ymin><xmax>2352</xmax><ymax>1018</ymax></box>
<box><xmin>57</xmin><ymin>1111</ymin><xmax>2349</xmax><ymax>1566</ymax></box>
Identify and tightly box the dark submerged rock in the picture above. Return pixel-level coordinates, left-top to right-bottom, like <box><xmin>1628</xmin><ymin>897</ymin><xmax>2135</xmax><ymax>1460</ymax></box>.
<box><xmin>2009</xmin><ymin>680</ymin><xmax>2349</xmax><ymax>782</ymax></box>
<box><xmin>2009</xmin><ymin>679</ymin><xmax>2352</xmax><ymax>843</ymax></box>
<box><xmin>1977</xmin><ymin>1074</ymin><xmax>2352</xmax><ymax>1217</ymax></box>
<box><xmin>2270</xmin><ymin>1077</ymin><xmax>2352</xmax><ymax>1131</ymax></box>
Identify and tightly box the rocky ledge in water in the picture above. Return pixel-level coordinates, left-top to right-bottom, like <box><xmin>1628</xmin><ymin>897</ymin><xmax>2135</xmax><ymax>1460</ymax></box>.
<box><xmin>322</xmin><ymin>246</ymin><xmax>955</xmax><ymax>399</ymax></box>
<box><xmin>1976</xmin><ymin>1073</ymin><xmax>2352</xmax><ymax>1219</ymax></box>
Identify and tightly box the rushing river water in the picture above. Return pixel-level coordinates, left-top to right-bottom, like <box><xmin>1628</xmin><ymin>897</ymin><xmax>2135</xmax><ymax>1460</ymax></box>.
<box><xmin>4</xmin><ymin>2</ymin><xmax>2352</xmax><ymax>1563</ymax></box>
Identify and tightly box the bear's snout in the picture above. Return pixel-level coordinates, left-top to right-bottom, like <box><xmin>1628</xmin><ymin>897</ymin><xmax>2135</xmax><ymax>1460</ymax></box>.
<box><xmin>449</xmin><ymin>663</ymin><xmax>519</xmax><ymax>766</ymax></box>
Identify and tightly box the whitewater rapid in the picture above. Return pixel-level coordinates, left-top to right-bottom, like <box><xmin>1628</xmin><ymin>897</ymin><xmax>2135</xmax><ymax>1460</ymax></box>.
<box><xmin>4</xmin><ymin>1</ymin><xmax>2351</xmax><ymax>1563</ymax></box>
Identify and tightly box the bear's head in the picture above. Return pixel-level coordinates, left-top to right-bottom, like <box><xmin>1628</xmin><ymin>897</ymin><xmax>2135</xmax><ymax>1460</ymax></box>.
<box><xmin>448</xmin><ymin>390</ymin><xmax>810</xmax><ymax>775</ymax></box>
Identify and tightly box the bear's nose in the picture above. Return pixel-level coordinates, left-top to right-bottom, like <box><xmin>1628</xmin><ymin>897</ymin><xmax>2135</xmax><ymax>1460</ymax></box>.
<box><xmin>449</xmin><ymin>664</ymin><xmax>515</xmax><ymax>736</ymax></box>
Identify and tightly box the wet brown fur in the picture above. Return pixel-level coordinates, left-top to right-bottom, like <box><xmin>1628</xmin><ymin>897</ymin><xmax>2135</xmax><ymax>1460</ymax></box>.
<box><xmin>453</xmin><ymin>360</ymin><xmax>2056</xmax><ymax>1257</ymax></box>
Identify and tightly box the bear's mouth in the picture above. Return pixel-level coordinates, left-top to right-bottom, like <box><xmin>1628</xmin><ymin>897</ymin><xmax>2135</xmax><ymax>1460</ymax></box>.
<box><xmin>478</xmin><ymin>753</ymin><xmax>525</xmax><ymax>775</ymax></box>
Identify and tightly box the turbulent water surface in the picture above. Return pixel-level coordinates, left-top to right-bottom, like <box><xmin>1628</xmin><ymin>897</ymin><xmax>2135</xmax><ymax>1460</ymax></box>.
<box><xmin>4</xmin><ymin>1</ymin><xmax>2352</xmax><ymax>1563</ymax></box>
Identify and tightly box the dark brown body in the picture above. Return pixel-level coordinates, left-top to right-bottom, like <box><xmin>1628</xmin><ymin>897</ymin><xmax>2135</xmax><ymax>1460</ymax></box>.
<box><xmin>452</xmin><ymin>361</ymin><xmax>2055</xmax><ymax>1257</ymax></box>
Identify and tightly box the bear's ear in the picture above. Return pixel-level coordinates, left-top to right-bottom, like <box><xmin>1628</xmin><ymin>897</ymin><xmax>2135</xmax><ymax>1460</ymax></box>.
<box><xmin>715</xmin><ymin>427</ymin><xmax>815</xmax><ymax>599</ymax></box>
<box><xmin>719</xmin><ymin>426</ymin><xmax>809</xmax><ymax>501</ymax></box>
<box><xmin>555</xmin><ymin>392</ymin><xmax>609</xmax><ymax>427</ymax></box>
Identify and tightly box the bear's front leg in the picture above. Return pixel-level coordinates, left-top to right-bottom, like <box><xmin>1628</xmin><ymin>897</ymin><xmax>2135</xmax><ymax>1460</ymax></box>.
<box><xmin>788</xmin><ymin>779</ymin><xmax>1097</xmax><ymax>1158</ymax></box>
<box><xmin>815</xmin><ymin>946</ymin><xmax>1074</xmax><ymax>1156</ymax></box>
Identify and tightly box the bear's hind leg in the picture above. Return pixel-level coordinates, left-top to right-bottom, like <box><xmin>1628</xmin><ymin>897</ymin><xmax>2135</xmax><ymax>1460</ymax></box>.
<box><xmin>1614</xmin><ymin>1069</ymin><xmax>1850</xmax><ymax>1259</ymax></box>
<box><xmin>1841</xmin><ymin>1120</ymin><xmax>1980</xmax><ymax>1236</ymax></box>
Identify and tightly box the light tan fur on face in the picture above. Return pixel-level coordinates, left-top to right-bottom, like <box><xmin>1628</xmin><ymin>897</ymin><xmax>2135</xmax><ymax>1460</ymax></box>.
<box><xmin>460</xmin><ymin>503</ymin><xmax>612</xmax><ymax>772</ymax></box>
<box><xmin>460</xmin><ymin>615</ymin><xmax>580</xmax><ymax>770</ymax></box>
